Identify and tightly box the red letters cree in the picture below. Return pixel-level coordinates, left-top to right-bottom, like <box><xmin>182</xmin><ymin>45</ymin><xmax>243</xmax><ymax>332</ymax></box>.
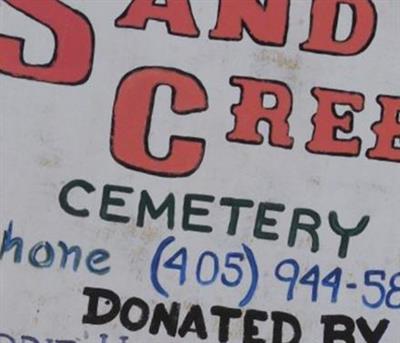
<box><xmin>1</xmin><ymin>0</ymin><xmax>398</xmax><ymax>177</ymax></box>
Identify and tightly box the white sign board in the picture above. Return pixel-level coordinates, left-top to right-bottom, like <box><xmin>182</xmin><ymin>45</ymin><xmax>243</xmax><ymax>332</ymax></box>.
<box><xmin>1</xmin><ymin>1</ymin><xmax>399</xmax><ymax>342</ymax></box>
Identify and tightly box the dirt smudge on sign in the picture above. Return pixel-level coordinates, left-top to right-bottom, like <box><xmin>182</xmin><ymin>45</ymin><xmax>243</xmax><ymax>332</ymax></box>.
<box><xmin>38</xmin><ymin>155</ymin><xmax>61</xmax><ymax>168</ymax></box>
<box><xmin>255</xmin><ymin>51</ymin><xmax>300</xmax><ymax>71</ymax></box>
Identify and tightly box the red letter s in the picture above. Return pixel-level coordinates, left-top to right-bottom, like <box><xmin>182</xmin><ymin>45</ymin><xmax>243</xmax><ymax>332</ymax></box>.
<box><xmin>0</xmin><ymin>0</ymin><xmax>94</xmax><ymax>85</ymax></box>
